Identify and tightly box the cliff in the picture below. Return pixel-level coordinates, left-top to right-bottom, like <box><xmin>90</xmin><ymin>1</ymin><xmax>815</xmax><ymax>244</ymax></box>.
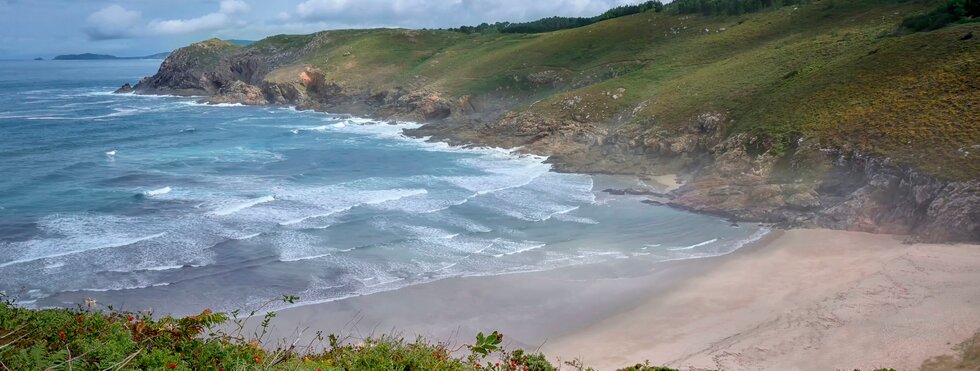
<box><xmin>130</xmin><ymin>0</ymin><xmax>979</xmax><ymax>242</ymax></box>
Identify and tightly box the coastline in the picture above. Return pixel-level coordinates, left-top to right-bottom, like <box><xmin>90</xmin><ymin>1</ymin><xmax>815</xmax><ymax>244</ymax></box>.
<box><xmin>106</xmin><ymin>88</ymin><xmax>978</xmax><ymax>368</ymax></box>
<box><xmin>253</xmin><ymin>228</ymin><xmax>980</xmax><ymax>370</ymax></box>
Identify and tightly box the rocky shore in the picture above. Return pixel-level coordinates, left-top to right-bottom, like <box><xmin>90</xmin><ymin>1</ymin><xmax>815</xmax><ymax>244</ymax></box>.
<box><xmin>121</xmin><ymin>36</ymin><xmax>979</xmax><ymax>243</ymax></box>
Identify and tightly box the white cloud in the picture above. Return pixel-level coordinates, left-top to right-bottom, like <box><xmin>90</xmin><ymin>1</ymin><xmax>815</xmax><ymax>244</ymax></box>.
<box><xmin>288</xmin><ymin>0</ymin><xmax>642</xmax><ymax>29</ymax></box>
<box><xmin>219</xmin><ymin>0</ymin><xmax>251</xmax><ymax>14</ymax></box>
<box><xmin>148</xmin><ymin>13</ymin><xmax>231</xmax><ymax>35</ymax></box>
<box><xmin>86</xmin><ymin>1</ymin><xmax>252</xmax><ymax>38</ymax></box>
<box><xmin>84</xmin><ymin>5</ymin><xmax>143</xmax><ymax>40</ymax></box>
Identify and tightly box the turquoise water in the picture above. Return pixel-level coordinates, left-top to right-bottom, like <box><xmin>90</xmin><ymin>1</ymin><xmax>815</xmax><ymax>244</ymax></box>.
<box><xmin>0</xmin><ymin>60</ymin><xmax>766</xmax><ymax>314</ymax></box>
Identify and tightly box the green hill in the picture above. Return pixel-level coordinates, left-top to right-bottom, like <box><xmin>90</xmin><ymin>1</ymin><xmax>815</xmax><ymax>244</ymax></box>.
<box><xmin>132</xmin><ymin>0</ymin><xmax>979</xmax><ymax>242</ymax></box>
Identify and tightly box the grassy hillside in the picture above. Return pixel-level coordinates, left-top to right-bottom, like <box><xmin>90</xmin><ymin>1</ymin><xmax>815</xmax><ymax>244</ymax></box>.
<box><xmin>230</xmin><ymin>0</ymin><xmax>977</xmax><ymax>180</ymax></box>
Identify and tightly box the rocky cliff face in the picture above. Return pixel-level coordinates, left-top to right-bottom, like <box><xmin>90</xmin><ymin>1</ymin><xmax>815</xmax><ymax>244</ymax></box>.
<box><xmin>130</xmin><ymin>42</ymin><xmax>979</xmax><ymax>243</ymax></box>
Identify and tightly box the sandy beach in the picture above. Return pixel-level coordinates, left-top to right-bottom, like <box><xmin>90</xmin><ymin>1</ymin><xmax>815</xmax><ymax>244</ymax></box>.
<box><xmin>258</xmin><ymin>229</ymin><xmax>980</xmax><ymax>370</ymax></box>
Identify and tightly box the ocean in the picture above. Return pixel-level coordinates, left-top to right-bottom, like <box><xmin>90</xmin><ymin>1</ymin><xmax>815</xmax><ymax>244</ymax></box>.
<box><xmin>0</xmin><ymin>60</ymin><xmax>766</xmax><ymax>315</ymax></box>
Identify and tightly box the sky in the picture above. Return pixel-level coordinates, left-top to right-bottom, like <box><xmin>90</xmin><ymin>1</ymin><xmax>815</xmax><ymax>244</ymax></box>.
<box><xmin>0</xmin><ymin>0</ymin><xmax>646</xmax><ymax>59</ymax></box>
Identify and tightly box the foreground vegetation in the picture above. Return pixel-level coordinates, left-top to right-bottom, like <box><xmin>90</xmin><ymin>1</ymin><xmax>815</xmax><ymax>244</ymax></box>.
<box><xmin>0</xmin><ymin>297</ymin><xmax>687</xmax><ymax>371</ymax></box>
<box><xmin>3</xmin><ymin>297</ymin><xmax>968</xmax><ymax>370</ymax></box>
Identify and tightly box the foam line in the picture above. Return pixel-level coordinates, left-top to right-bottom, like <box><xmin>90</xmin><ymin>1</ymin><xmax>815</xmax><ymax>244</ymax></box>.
<box><xmin>0</xmin><ymin>232</ymin><xmax>167</xmax><ymax>268</ymax></box>
<box><xmin>667</xmin><ymin>238</ymin><xmax>719</xmax><ymax>251</ymax></box>
<box><xmin>209</xmin><ymin>196</ymin><xmax>275</xmax><ymax>216</ymax></box>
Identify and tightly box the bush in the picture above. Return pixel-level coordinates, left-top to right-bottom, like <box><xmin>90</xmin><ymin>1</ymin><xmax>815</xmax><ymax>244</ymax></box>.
<box><xmin>0</xmin><ymin>296</ymin><xmax>476</xmax><ymax>370</ymax></box>
<box><xmin>901</xmin><ymin>0</ymin><xmax>979</xmax><ymax>32</ymax></box>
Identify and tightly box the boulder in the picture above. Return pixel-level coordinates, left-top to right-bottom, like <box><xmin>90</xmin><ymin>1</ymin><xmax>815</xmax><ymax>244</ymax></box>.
<box><xmin>113</xmin><ymin>83</ymin><xmax>134</xmax><ymax>94</ymax></box>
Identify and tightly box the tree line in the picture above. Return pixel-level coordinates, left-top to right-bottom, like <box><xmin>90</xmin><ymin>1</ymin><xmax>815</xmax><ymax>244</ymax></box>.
<box><xmin>447</xmin><ymin>0</ymin><xmax>811</xmax><ymax>34</ymax></box>
<box><xmin>670</xmin><ymin>0</ymin><xmax>807</xmax><ymax>16</ymax></box>
<box><xmin>900</xmin><ymin>0</ymin><xmax>979</xmax><ymax>32</ymax></box>
<box><xmin>448</xmin><ymin>1</ymin><xmax>665</xmax><ymax>34</ymax></box>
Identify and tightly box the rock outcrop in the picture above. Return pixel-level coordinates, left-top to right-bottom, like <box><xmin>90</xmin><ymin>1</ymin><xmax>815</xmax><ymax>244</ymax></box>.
<box><xmin>113</xmin><ymin>83</ymin><xmax>134</xmax><ymax>94</ymax></box>
<box><xmin>205</xmin><ymin>81</ymin><xmax>267</xmax><ymax>105</ymax></box>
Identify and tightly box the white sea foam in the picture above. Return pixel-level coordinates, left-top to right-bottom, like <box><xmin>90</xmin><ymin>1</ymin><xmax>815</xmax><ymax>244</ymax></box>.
<box><xmin>144</xmin><ymin>264</ymin><xmax>184</xmax><ymax>271</ymax></box>
<box><xmin>277</xmin><ymin>188</ymin><xmax>427</xmax><ymax>226</ymax></box>
<box><xmin>492</xmin><ymin>243</ymin><xmax>547</xmax><ymax>258</ymax></box>
<box><xmin>180</xmin><ymin>101</ymin><xmax>245</xmax><ymax>107</ymax></box>
<box><xmin>553</xmin><ymin>213</ymin><xmax>599</xmax><ymax>225</ymax></box>
<box><xmin>209</xmin><ymin>196</ymin><xmax>275</xmax><ymax>216</ymax></box>
<box><xmin>667</xmin><ymin>238</ymin><xmax>719</xmax><ymax>251</ymax></box>
<box><xmin>143</xmin><ymin>186</ymin><xmax>172</xmax><ymax>196</ymax></box>
<box><xmin>0</xmin><ymin>232</ymin><xmax>167</xmax><ymax>268</ymax></box>
<box><xmin>63</xmin><ymin>282</ymin><xmax>171</xmax><ymax>293</ymax></box>
<box><xmin>233</xmin><ymin>232</ymin><xmax>262</xmax><ymax>240</ymax></box>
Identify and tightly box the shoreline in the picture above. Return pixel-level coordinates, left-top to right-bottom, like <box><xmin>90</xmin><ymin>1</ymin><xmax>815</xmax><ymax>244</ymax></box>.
<box><xmin>251</xmin><ymin>228</ymin><xmax>980</xmax><ymax>370</ymax></box>
<box><xmin>96</xmin><ymin>92</ymin><xmax>977</xmax><ymax>369</ymax></box>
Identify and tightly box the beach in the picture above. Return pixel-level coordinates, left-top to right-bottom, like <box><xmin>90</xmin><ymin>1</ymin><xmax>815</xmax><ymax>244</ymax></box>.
<box><xmin>259</xmin><ymin>229</ymin><xmax>980</xmax><ymax>370</ymax></box>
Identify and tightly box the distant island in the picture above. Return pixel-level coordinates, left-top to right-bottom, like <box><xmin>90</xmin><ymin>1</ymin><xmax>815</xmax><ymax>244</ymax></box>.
<box><xmin>33</xmin><ymin>57</ymin><xmax>43</xmax><ymax>61</ymax></box>
<box><xmin>53</xmin><ymin>52</ymin><xmax>171</xmax><ymax>60</ymax></box>
<box><xmin>53</xmin><ymin>40</ymin><xmax>254</xmax><ymax>61</ymax></box>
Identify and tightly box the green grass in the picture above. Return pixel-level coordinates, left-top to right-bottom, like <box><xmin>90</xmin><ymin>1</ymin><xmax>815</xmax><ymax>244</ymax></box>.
<box><xmin>180</xmin><ymin>38</ymin><xmax>241</xmax><ymax>67</ymax></box>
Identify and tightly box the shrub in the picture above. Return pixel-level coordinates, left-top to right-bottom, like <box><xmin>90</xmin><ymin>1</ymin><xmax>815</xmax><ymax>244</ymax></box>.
<box><xmin>901</xmin><ymin>0</ymin><xmax>979</xmax><ymax>32</ymax></box>
<box><xmin>0</xmin><ymin>295</ymin><xmax>556</xmax><ymax>370</ymax></box>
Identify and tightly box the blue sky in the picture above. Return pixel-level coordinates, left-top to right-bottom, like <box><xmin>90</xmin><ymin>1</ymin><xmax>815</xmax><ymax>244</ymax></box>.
<box><xmin>0</xmin><ymin>0</ymin><xmax>644</xmax><ymax>59</ymax></box>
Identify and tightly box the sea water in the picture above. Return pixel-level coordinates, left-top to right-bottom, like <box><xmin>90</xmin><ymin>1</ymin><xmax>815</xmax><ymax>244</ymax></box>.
<box><xmin>0</xmin><ymin>60</ymin><xmax>765</xmax><ymax>314</ymax></box>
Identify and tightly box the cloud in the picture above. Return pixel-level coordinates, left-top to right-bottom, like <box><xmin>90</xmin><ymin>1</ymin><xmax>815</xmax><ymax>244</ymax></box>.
<box><xmin>219</xmin><ymin>0</ymin><xmax>251</xmax><ymax>14</ymax></box>
<box><xmin>83</xmin><ymin>1</ymin><xmax>252</xmax><ymax>39</ymax></box>
<box><xmin>84</xmin><ymin>5</ymin><xmax>143</xmax><ymax>40</ymax></box>
<box><xmin>147</xmin><ymin>0</ymin><xmax>250</xmax><ymax>35</ymax></box>
<box><xmin>289</xmin><ymin>0</ymin><xmax>641</xmax><ymax>28</ymax></box>
<box><xmin>148</xmin><ymin>13</ymin><xmax>231</xmax><ymax>35</ymax></box>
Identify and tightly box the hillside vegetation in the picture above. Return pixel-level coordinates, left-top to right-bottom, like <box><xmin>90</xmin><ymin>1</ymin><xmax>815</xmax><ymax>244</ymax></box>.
<box><xmin>134</xmin><ymin>0</ymin><xmax>979</xmax><ymax>241</ymax></box>
<box><xmin>203</xmin><ymin>0</ymin><xmax>978</xmax><ymax>180</ymax></box>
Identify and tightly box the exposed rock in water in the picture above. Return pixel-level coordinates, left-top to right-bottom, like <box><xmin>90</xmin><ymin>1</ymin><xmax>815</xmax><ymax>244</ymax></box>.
<box><xmin>113</xmin><ymin>83</ymin><xmax>134</xmax><ymax>94</ymax></box>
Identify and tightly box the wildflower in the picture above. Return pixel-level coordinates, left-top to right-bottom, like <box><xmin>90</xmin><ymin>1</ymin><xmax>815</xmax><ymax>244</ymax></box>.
<box><xmin>476</xmin><ymin>363</ymin><xmax>481</xmax><ymax>367</ymax></box>
<box><xmin>76</xmin><ymin>315</ymin><xmax>84</xmax><ymax>323</ymax></box>
<box><xmin>127</xmin><ymin>316</ymin><xmax>134</xmax><ymax>321</ymax></box>
<box><xmin>167</xmin><ymin>363</ymin><xmax>176</xmax><ymax>369</ymax></box>
<box><xmin>253</xmin><ymin>355</ymin><xmax>262</xmax><ymax>364</ymax></box>
<box><xmin>59</xmin><ymin>331</ymin><xmax>65</xmax><ymax>340</ymax></box>
<box><xmin>496</xmin><ymin>362</ymin><xmax>500</xmax><ymax>368</ymax></box>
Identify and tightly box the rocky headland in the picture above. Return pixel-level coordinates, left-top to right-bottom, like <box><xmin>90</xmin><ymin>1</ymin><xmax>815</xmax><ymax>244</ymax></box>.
<box><xmin>122</xmin><ymin>2</ymin><xmax>979</xmax><ymax>242</ymax></box>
